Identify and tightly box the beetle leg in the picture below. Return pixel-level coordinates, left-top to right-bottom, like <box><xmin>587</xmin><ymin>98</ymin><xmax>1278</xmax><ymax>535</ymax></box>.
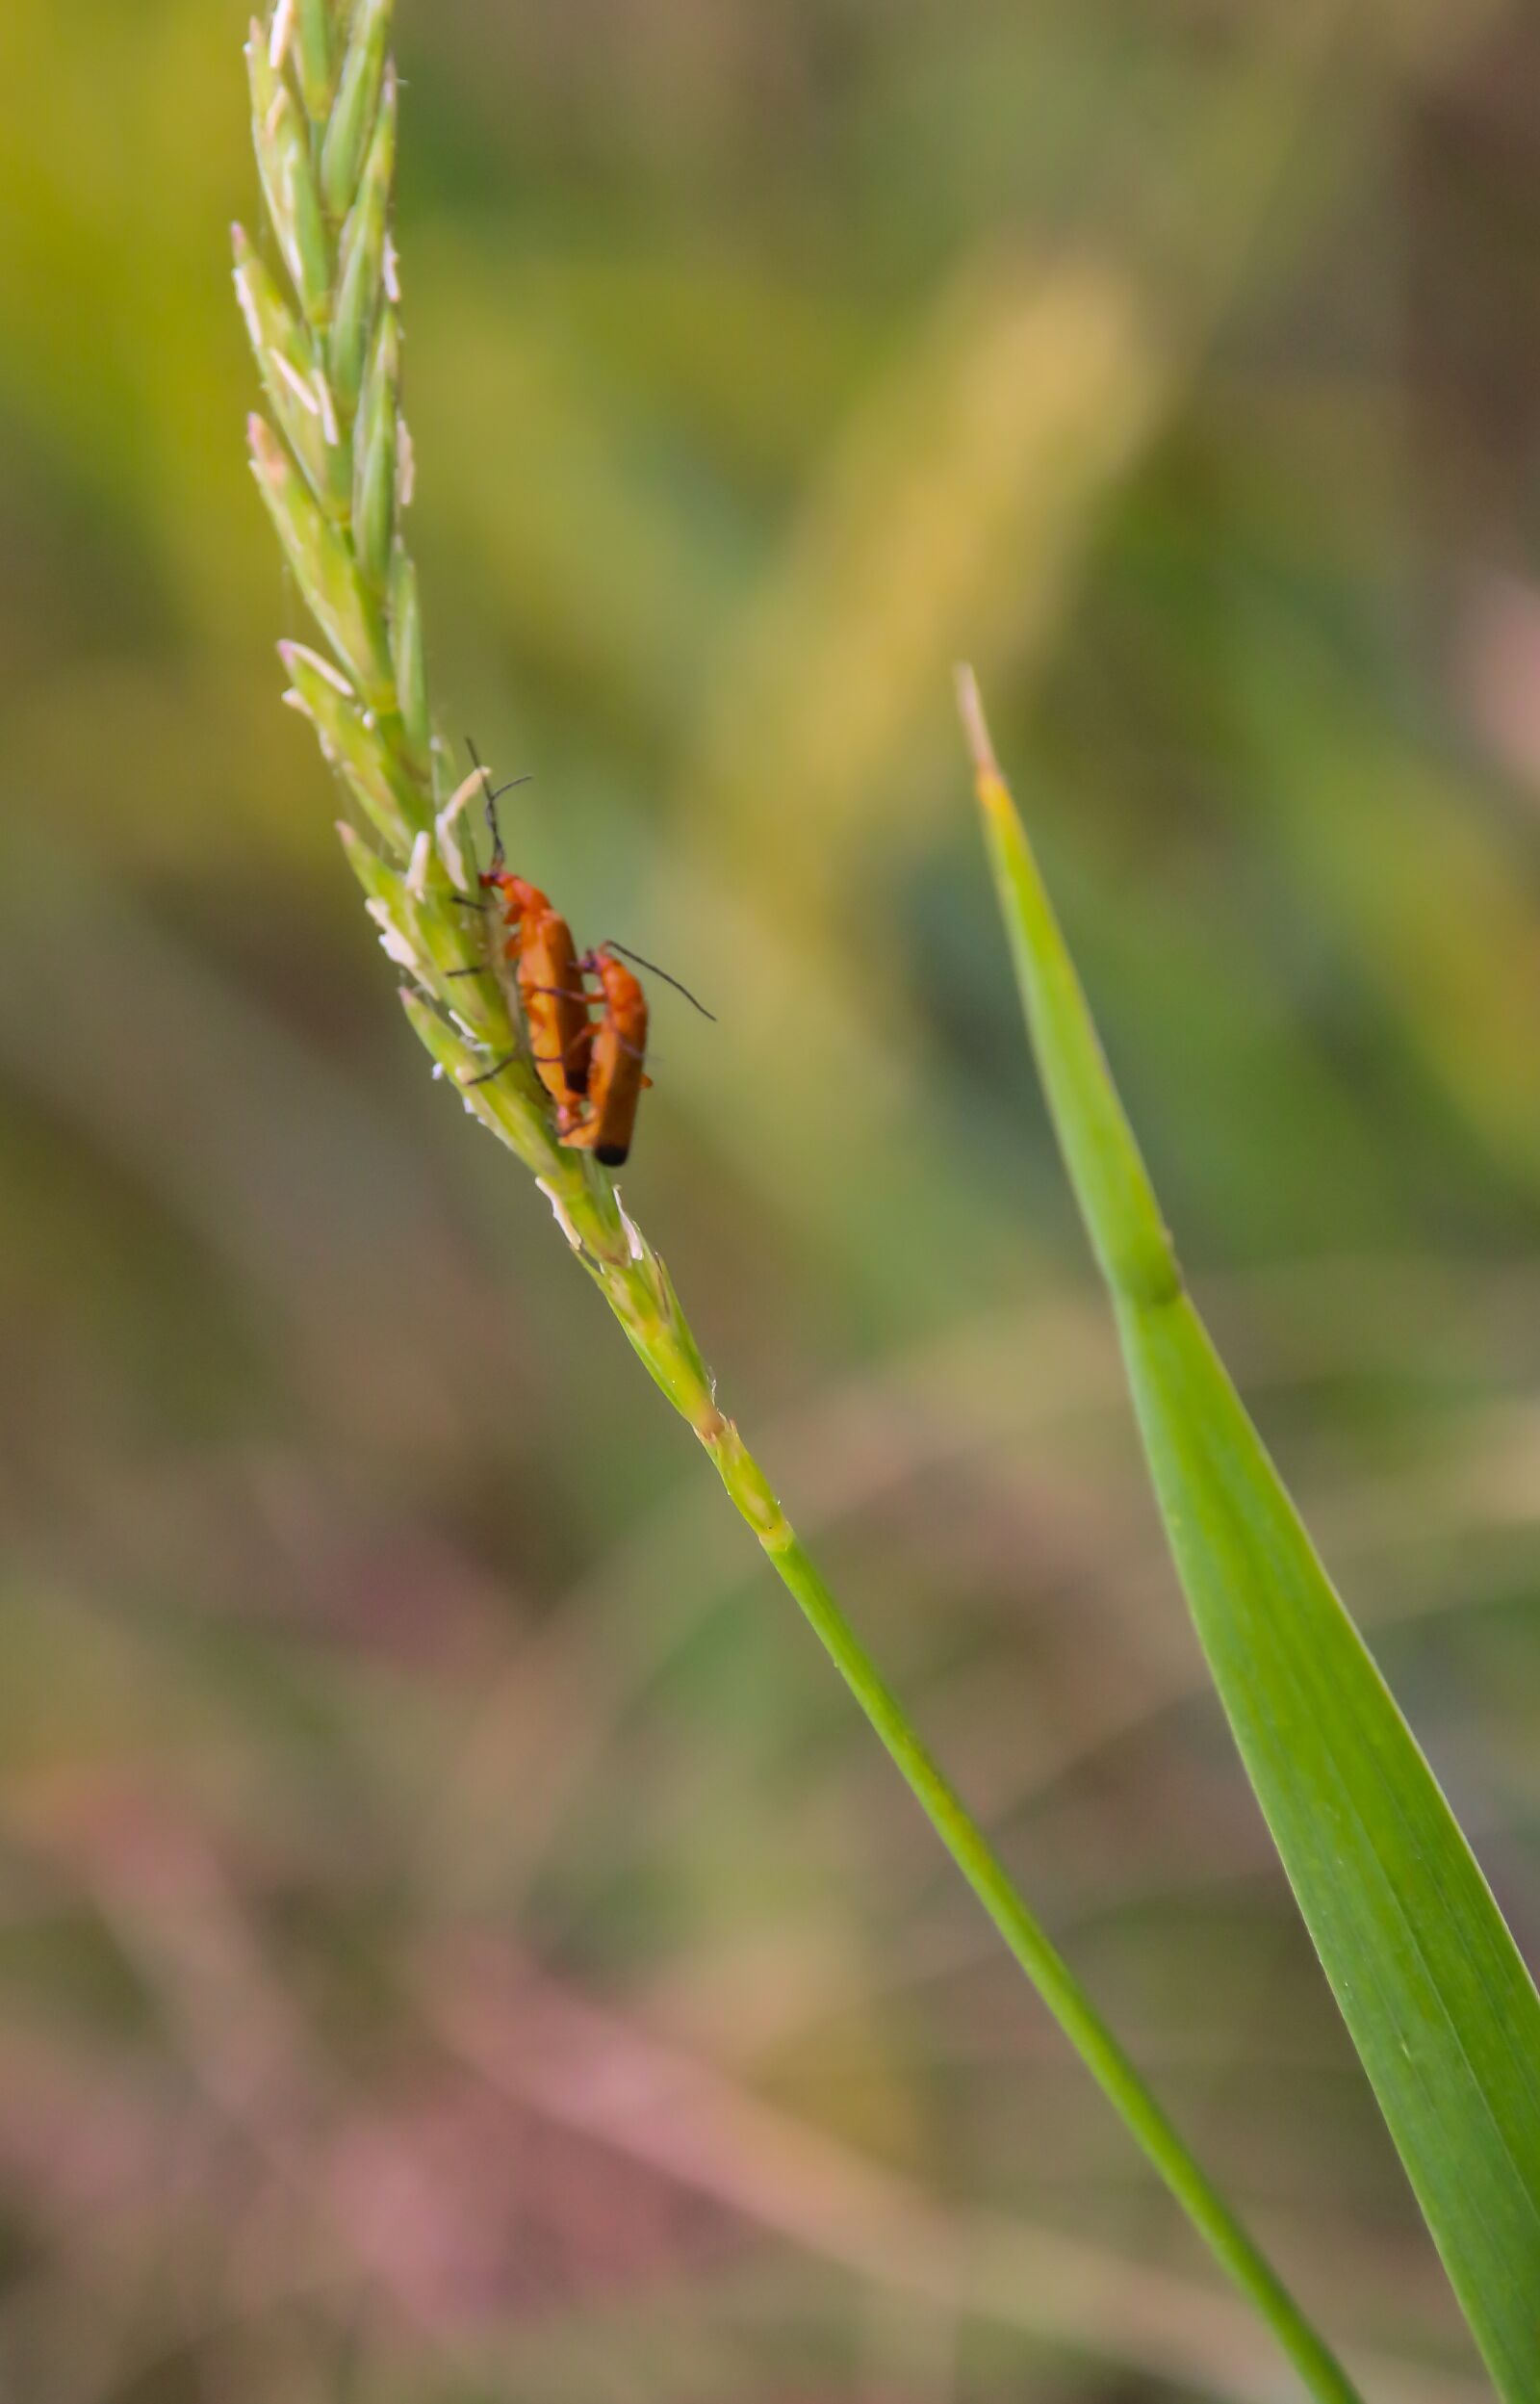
<box><xmin>463</xmin><ymin>1051</ymin><xmax>520</xmax><ymax>1088</ymax></box>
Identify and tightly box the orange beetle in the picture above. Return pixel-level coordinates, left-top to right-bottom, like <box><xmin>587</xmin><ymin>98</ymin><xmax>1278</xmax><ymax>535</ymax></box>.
<box><xmin>477</xmin><ymin>865</ymin><xmax>592</xmax><ymax>1109</ymax></box>
<box><xmin>452</xmin><ymin>752</ymin><xmax>711</xmax><ymax>1150</ymax></box>
<box><xmin>452</xmin><ymin>750</ymin><xmax>591</xmax><ymax>1107</ymax></box>
<box><xmin>557</xmin><ymin>942</ymin><xmax>714</xmax><ymax>1168</ymax></box>
<box><xmin>557</xmin><ymin>946</ymin><xmax>651</xmax><ymax>1167</ymax></box>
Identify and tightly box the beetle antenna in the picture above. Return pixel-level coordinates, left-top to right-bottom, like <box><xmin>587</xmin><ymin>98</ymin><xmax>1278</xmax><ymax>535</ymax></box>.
<box><xmin>604</xmin><ymin>941</ymin><xmax>716</xmax><ymax>1021</ymax></box>
<box><xmin>464</xmin><ymin>736</ymin><xmax>500</xmax><ymax>865</ymax></box>
<box><xmin>463</xmin><ymin>738</ymin><xmax>532</xmax><ymax>867</ymax></box>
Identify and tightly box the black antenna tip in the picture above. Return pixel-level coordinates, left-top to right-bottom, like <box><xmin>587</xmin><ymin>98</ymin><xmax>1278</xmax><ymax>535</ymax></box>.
<box><xmin>605</xmin><ymin>941</ymin><xmax>716</xmax><ymax>1021</ymax></box>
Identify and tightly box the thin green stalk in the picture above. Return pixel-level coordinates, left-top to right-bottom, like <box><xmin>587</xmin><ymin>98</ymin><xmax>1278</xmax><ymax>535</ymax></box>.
<box><xmin>757</xmin><ymin>1524</ymin><xmax>1364</xmax><ymax>2404</ymax></box>
<box><xmin>237</xmin><ymin>8</ymin><xmax>1361</xmax><ymax>2396</ymax></box>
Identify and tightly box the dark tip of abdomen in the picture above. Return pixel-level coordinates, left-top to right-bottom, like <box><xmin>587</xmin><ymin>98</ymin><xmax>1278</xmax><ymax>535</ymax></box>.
<box><xmin>596</xmin><ymin>1142</ymin><xmax>629</xmax><ymax>1167</ymax></box>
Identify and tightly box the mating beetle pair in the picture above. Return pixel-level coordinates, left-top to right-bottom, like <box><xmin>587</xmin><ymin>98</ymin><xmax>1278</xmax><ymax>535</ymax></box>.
<box><xmin>455</xmin><ymin>760</ymin><xmax>711</xmax><ymax>1167</ymax></box>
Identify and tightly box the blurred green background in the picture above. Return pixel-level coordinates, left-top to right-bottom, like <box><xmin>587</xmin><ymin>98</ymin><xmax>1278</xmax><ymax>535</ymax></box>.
<box><xmin>3</xmin><ymin>1</ymin><xmax>1540</xmax><ymax>2397</ymax></box>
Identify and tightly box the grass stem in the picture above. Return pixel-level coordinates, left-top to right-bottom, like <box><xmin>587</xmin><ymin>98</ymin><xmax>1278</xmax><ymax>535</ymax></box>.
<box><xmin>757</xmin><ymin>1518</ymin><xmax>1365</xmax><ymax>2404</ymax></box>
<box><xmin>239</xmin><ymin>12</ymin><xmax>1364</xmax><ymax>2393</ymax></box>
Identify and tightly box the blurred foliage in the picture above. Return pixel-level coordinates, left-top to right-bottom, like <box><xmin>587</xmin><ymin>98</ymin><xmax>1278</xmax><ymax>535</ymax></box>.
<box><xmin>2</xmin><ymin>0</ymin><xmax>1540</xmax><ymax>2397</ymax></box>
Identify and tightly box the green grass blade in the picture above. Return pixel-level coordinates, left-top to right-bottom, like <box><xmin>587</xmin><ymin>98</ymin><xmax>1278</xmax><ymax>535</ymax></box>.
<box><xmin>958</xmin><ymin>667</ymin><xmax>1540</xmax><ymax>2401</ymax></box>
